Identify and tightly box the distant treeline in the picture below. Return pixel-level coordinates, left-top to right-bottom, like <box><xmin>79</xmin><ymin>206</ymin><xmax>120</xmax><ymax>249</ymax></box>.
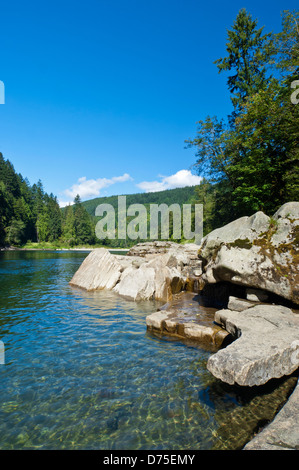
<box><xmin>82</xmin><ymin>186</ymin><xmax>197</xmax><ymax>215</ymax></box>
<box><xmin>0</xmin><ymin>154</ymin><xmax>205</xmax><ymax>248</ymax></box>
<box><xmin>81</xmin><ymin>186</ymin><xmax>200</xmax><ymax>248</ymax></box>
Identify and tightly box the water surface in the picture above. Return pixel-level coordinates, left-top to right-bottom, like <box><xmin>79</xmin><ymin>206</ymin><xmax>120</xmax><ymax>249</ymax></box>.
<box><xmin>0</xmin><ymin>250</ymin><xmax>296</xmax><ymax>450</ymax></box>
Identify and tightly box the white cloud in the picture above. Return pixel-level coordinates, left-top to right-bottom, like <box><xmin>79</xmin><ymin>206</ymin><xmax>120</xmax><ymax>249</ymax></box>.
<box><xmin>59</xmin><ymin>200</ymin><xmax>73</xmax><ymax>208</ymax></box>
<box><xmin>137</xmin><ymin>169</ymin><xmax>202</xmax><ymax>193</ymax></box>
<box><xmin>59</xmin><ymin>173</ymin><xmax>132</xmax><ymax>206</ymax></box>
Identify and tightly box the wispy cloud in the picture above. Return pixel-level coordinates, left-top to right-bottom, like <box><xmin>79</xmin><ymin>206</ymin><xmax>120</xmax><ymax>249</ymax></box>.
<box><xmin>58</xmin><ymin>169</ymin><xmax>202</xmax><ymax>207</ymax></box>
<box><xmin>59</xmin><ymin>173</ymin><xmax>132</xmax><ymax>206</ymax></box>
<box><xmin>137</xmin><ymin>169</ymin><xmax>202</xmax><ymax>193</ymax></box>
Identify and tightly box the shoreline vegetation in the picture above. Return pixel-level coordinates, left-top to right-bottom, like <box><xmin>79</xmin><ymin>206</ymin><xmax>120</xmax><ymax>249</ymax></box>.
<box><xmin>0</xmin><ymin>240</ymin><xmax>188</xmax><ymax>251</ymax></box>
<box><xmin>0</xmin><ymin>243</ymin><xmax>130</xmax><ymax>251</ymax></box>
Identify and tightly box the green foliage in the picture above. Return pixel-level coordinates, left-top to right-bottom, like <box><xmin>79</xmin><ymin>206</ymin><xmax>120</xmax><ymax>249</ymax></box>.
<box><xmin>82</xmin><ymin>186</ymin><xmax>197</xmax><ymax>216</ymax></box>
<box><xmin>73</xmin><ymin>195</ymin><xmax>94</xmax><ymax>245</ymax></box>
<box><xmin>271</xmin><ymin>10</ymin><xmax>299</xmax><ymax>76</ymax></box>
<box><xmin>6</xmin><ymin>218</ymin><xmax>26</xmax><ymax>246</ymax></box>
<box><xmin>214</xmin><ymin>8</ymin><xmax>272</xmax><ymax>118</ymax></box>
<box><xmin>80</xmin><ymin>186</ymin><xmax>198</xmax><ymax>247</ymax></box>
<box><xmin>0</xmin><ymin>154</ymin><xmax>62</xmax><ymax>246</ymax></box>
<box><xmin>187</xmin><ymin>9</ymin><xmax>299</xmax><ymax>224</ymax></box>
<box><xmin>61</xmin><ymin>204</ymin><xmax>76</xmax><ymax>246</ymax></box>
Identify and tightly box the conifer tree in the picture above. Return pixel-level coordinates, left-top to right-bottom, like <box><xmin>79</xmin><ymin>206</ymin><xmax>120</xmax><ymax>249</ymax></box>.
<box><xmin>61</xmin><ymin>204</ymin><xmax>76</xmax><ymax>246</ymax></box>
<box><xmin>73</xmin><ymin>194</ymin><xmax>94</xmax><ymax>245</ymax></box>
<box><xmin>214</xmin><ymin>8</ymin><xmax>272</xmax><ymax>118</ymax></box>
<box><xmin>187</xmin><ymin>9</ymin><xmax>299</xmax><ymax>221</ymax></box>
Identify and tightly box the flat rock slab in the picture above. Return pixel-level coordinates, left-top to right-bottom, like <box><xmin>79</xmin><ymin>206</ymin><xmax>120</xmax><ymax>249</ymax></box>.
<box><xmin>207</xmin><ymin>305</ymin><xmax>299</xmax><ymax>386</ymax></box>
<box><xmin>146</xmin><ymin>291</ymin><xmax>230</xmax><ymax>351</ymax></box>
<box><xmin>244</xmin><ymin>378</ymin><xmax>299</xmax><ymax>450</ymax></box>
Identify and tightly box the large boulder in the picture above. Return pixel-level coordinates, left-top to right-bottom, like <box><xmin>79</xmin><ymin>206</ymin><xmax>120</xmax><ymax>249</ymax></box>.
<box><xmin>113</xmin><ymin>252</ymin><xmax>186</xmax><ymax>301</ymax></box>
<box><xmin>207</xmin><ymin>304</ymin><xmax>299</xmax><ymax>386</ymax></box>
<box><xmin>69</xmin><ymin>248</ymin><xmax>123</xmax><ymax>291</ymax></box>
<box><xmin>69</xmin><ymin>242</ymin><xmax>201</xmax><ymax>302</ymax></box>
<box><xmin>199</xmin><ymin>202</ymin><xmax>299</xmax><ymax>305</ymax></box>
<box><xmin>113</xmin><ymin>264</ymin><xmax>156</xmax><ymax>301</ymax></box>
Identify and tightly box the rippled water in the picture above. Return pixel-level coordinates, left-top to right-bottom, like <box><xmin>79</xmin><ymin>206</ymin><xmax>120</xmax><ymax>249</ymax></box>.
<box><xmin>0</xmin><ymin>250</ymin><xmax>297</xmax><ymax>450</ymax></box>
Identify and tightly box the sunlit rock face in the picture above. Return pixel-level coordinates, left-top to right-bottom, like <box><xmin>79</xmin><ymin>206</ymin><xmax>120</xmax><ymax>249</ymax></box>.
<box><xmin>198</xmin><ymin>202</ymin><xmax>299</xmax><ymax>305</ymax></box>
<box><xmin>207</xmin><ymin>304</ymin><xmax>299</xmax><ymax>386</ymax></box>
<box><xmin>69</xmin><ymin>242</ymin><xmax>202</xmax><ymax>303</ymax></box>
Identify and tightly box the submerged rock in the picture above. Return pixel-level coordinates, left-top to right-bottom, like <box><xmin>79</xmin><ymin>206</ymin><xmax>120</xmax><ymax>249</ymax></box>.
<box><xmin>244</xmin><ymin>377</ymin><xmax>299</xmax><ymax>450</ymax></box>
<box><xmin>207</xmin><ymin>304</ymin><xmax>299</xmax><ymax>386</ymax></box>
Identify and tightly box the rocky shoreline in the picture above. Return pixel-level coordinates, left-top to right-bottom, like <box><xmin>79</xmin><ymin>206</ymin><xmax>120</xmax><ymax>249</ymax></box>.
<box><xmin>69</xmin><ymin>201</ymin><xmax>299</xmax><ymax>450</ymax></box>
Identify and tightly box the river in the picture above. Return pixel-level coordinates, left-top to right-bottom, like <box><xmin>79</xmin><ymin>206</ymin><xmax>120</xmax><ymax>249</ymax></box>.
<box><xmin>0</xmin><ymin>250</ymin><xmax>296</xmax><ymax>450</ymax></box>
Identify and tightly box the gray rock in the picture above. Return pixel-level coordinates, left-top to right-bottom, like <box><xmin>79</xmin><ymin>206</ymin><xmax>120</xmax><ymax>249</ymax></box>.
<box><xmin>246</xmin><ymin>288</ymin><xmax>269</xmax><ymax>302</ymax></box>
<box><xmin>199</xmin><ymin>202</ymin><xmax>299</xmax><ymax>305</ymax></box>
<box><xmin>146</xmin><ymin>292</ymin><xmax>230</xmax><ymax>350</ymax></box>
<box><xmin>207</xmin><ymin>305</ymin><xmax>299</xmax><ymax>386</ymax></box>
<box><xmin>273</xmin><ymin>201</ymin><xmax>299</xmax><ymax>221</ymax></box>
<box><xmin>146</xmin><ymin>310</ymin><xmax>171</xmax><ymax>330</ymax></box>
<box><xmin>127</xmin><ymin>241</ymin><xmax>180</xmax><ymax>258</ymax></box>
<box><xmin>244</xmin><ymin>378</ymin><xmax>299</xmax><ymax>450</ymax></box>
<box><xmin>227</xmin><ymin>296</ymin><xmax>256</xmax><ymax>311</ymax></box>
<box><xmin>69</xmin><ymin>248</ymin><xmax>123</xmax><ymax>291</ymax></box>
<box><xmin>113</xmin><ymin>264</ymin><xmax>156</xmax><ymax>301</ymax></box>
<box><xmin>112</xmin><ymin>252</ymin><xmax>185</xmax><ymax>302</ymax></box>
<box><xmin>199</xmin><ymin>211</ymin><xmax>270</xmax><ymax>261</ymax></box>
<box><xmin>69</xmin><ymin>242</ymin><xmax>201</xmax><ymax>302</ymax></box>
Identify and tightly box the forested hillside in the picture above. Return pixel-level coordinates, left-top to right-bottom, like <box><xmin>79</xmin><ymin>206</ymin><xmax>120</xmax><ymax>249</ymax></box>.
<box><xmin>80</xmin><ymin>186</ymin><xmax>199</xmax><ymax>248</ymax></box>
<box><xmin>0</xmin><ymin>153</ymin><xmax>62</xmax><ymax>246</ymax></box>
<box><xmin>82</xmin><ymin>185</ymin><xmax>197</xmax><ymax>216</ymax></box>
<box><xmin>0</xmin><ymin>155</ymin><xmax>200</xmax><ymax>248</ymax></box>
<box><xmin>0</xmin><ymin>155</ymin><xmax>95</xmax><ymax>247</ymax></box>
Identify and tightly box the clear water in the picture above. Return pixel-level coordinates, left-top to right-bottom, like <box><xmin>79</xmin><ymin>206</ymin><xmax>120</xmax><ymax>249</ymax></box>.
<box><xmin>0</xmin><ymin>250</ymin><xmax>296</xmax><ymax>450</ymax></box>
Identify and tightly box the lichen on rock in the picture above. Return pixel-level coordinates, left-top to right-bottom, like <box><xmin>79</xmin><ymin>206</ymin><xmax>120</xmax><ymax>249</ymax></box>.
<box><xmin>198</xmin><ymin>202</ymin><xmax>299</xmax><ymax>305</ymax></box>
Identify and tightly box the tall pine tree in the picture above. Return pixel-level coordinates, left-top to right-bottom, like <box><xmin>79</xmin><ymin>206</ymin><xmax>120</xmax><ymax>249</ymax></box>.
<box><xmin>73</xmin><ymin>194</ymin><xmax>94</xmax><ymax>245</ymax></box>
<box><xmin>214</xmin><ymin>8</ymin><xmax>272</xmax><ymax>119</ymax></box>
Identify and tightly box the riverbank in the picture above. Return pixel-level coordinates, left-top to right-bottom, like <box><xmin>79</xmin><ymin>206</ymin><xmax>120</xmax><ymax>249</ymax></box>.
<box><xmin>0</xmin><ymin>243</ymin><xmax>129</xmax><ymax>252</ymax></box>
<box><xmin>68</xmin><ymin>201</ymin><xmax>299</xmax><ymax>450</ymax></box>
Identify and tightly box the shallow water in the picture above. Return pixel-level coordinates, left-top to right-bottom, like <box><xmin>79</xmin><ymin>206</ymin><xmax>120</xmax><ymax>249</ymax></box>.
<box><xmin>0</xmin><ymin>250</ymin><xmax>296</xmax><ymax>450</ymax></box>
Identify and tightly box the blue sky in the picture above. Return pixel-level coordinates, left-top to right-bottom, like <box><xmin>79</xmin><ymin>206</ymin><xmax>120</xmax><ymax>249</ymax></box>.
<box><xmin>0</xmin><ymin>0</ymin><xmax>297</xmax><ymax>205</ymax></box>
